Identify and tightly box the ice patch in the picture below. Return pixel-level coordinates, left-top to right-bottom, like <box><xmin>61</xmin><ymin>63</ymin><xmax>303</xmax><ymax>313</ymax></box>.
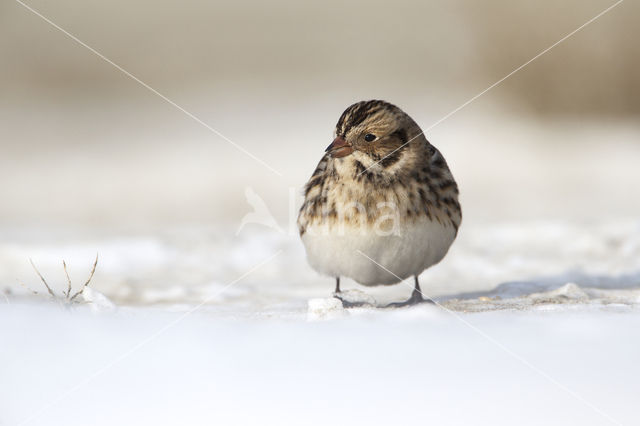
<box><xmin>529</xmin><ymin>283</ymin><xmax>590</xmax><ymax>303</ymax></box>
<box><xmin>80</xmin><ymin>287</ymin><xmax>116</xmax><ymax>312</ymax></box>
<box><xmin>334</xmin><ymin>289</ymin><xmax>376</xmax><ymax>307</ymax></box>
<box><xmin>443</xmin><ymin>281</ymin><xmax>640</xmax><ymax>313</ymax></box>
<box><xmin>307</xmin><ymin>297</ymin><xmax>346</xmax><ymax>320</ymax></box>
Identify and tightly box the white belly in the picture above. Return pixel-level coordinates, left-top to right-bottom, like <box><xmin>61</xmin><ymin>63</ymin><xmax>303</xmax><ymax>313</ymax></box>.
<box><xmin>301</xmin><ymin>218</ymin><xmax>456</xmax><ymax>286</ymax></box>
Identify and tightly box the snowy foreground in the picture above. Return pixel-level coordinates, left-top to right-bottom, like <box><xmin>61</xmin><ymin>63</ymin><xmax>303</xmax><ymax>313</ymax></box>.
<box><xmin>2</xmin><ymin>303</ymin><xmax>639</xmax><ymax>426</ymax></box>
<box><xmin>2</xmin><ymin>220</ymin><xmax>640</xmax><ymax>425</ymax></box>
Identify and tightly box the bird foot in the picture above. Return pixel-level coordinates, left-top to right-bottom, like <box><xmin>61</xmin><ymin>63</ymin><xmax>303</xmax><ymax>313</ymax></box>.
<box><xmin>333</xmin><ymin>290</ymin><xmax>375</xmax><ymax>308</ymax></box>
<box><xmin>383</xmin><ymin>291</ymin><xmax>435</xmax><ymax>308</ymax></box>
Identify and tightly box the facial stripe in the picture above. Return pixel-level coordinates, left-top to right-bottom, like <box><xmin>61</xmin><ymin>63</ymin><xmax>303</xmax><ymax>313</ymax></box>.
<box><xmin>391</xmin><ymin>128</ymin><xmax>407</xmax><ymax>143</ymax></box>
<box><xmin>379</xmin><ymin>142</ymin><xmax>407</xmax><ymax>168</ymax></box>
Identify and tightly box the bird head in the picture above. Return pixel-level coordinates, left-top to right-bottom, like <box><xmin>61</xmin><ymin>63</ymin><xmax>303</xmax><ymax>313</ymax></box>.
<box><xmin>325</xmin><ymin>100</ymin><xmax>421</xmax><ymax>164</ymax></box>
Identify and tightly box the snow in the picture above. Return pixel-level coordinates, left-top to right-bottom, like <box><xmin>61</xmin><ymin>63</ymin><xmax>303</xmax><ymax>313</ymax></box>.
<box><xmin>1</xmin><ymin>302</ymin><xmax>639</xmax><ymax>426</ymax></box>
<box><xmin>79</xmin><ymin>287</ymin><xmax>116</xmax><ymax>312</ymax></box>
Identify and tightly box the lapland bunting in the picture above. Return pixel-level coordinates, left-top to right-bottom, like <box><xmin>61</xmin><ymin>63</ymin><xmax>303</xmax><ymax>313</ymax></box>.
<box><xmin>297</xmin><ymin>100</ymin><xmax>461</xmax><ymax>306</ymax></box>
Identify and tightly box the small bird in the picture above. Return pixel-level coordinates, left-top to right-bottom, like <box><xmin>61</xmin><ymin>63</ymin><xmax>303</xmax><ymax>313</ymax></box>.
<box><xmin>297</xmin><ymin>100</ymin><xmax>461</xmax><ymax>306</ymax></box>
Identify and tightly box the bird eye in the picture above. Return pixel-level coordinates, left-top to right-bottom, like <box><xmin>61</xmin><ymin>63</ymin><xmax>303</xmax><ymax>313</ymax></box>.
<box><xmin>364</xmin><ymin>133</ymin><xmax>376</xmax><ymax>142</ymax></box>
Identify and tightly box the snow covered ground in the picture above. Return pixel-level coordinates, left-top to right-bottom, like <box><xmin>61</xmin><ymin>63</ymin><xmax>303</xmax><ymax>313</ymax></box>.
<box><xmin>2</xmin><ymin>300</ymin><xmax>639</xmax><ymax>426</ymax></box>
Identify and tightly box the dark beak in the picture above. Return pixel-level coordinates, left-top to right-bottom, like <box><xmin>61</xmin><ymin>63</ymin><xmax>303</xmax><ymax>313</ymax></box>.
<box><xmin>325</xmin><ymin>136</ymin><xmax>354</xmax><ymax>158</ymax></box>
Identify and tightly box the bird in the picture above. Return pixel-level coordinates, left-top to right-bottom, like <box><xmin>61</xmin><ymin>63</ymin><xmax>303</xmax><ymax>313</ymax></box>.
<box><xmin>297</xmin><ymin>100</ymin><xmax>461</xmax><ymax>307</ymax></box>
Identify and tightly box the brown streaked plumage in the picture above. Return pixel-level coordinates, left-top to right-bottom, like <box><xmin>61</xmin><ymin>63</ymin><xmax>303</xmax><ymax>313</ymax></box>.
<box><xmin>298</xmin><ymin>100</ymin><xmax>461</xmax><ymax>307</ymax></box>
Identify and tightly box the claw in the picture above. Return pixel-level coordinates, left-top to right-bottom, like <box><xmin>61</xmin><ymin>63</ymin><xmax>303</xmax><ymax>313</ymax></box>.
<box><xmin>383</xmin><ymin>290</ymin><xmax>435</xmax><ymax>308</ymax></box>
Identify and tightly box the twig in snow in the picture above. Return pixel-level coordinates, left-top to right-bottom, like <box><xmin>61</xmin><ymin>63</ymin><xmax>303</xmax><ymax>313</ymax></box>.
<box><xmin>22</xmin><ymin>254</ymin><xmax>100</xmax><ymax>304</ymax></box>
<box><xmin>29</xmin><ymin>258</ymin><xmax>55</xmax><ymax>298</ymax></box>
<box><xmin>69</xmin><ymin>253</ymin><xmax>98</xmax><ymax>302</ymax></box>
<box><xmin>63</xmin><ymin>260</ymin><xmax>72</xmax><ymax>298</ymax></box>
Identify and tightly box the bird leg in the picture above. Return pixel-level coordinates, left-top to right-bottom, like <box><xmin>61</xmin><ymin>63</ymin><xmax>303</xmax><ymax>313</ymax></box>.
<box><xmin>384</xmin><ymin>276</ymin><xmax>435</xmax><ymax>308</ymax></box>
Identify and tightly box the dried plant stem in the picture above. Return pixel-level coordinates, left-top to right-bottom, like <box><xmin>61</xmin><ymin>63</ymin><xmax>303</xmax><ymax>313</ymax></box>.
<box><xmin>63</xmin><ymin>260</ymin><xmax>72</xmax><ymax>298</ymax></box>
<box><xmin>29</xmin><ymin>258</ymin><xmax>56</xmax><ymax>298</ymax></box>
<box><xmin>69</xmin><ymin>253</ymin><xmax>98</xmax><ymax>302</ymax></box>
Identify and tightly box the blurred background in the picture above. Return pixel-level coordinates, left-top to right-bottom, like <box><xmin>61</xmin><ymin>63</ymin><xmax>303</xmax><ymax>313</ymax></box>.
<box><xmin>1</xmin><ymin>0</ymin><xmax>639</xmax><ymax>229</ymax></box>
<box><xmin>1</xmin><ymin>0</ymin><xmax>639</xmax><ymax>304</ymax></box>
